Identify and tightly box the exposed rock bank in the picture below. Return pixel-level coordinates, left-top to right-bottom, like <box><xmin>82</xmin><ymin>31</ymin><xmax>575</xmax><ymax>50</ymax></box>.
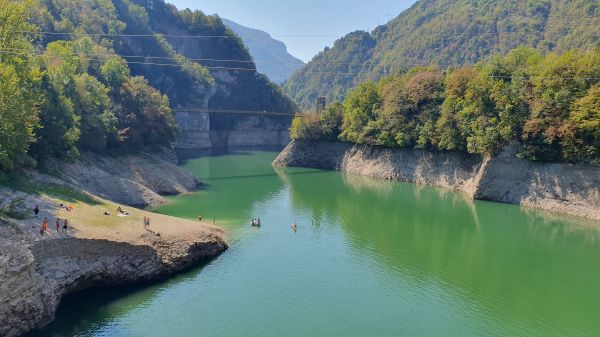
<box><xmin>0</xmin><ymin>148</ymin><xmax>228</xmax><ymax>337</ymax></box>
<box><xmin>274</xmin><ymin>140</ymin><xmax>600</xmax><ymax>222</ymax></box>
<box><xmin>0</xmin><ymin>219</ymin><xmax>227</xmax><ymax>337</ymax></box>
<box><xmin>44</xmin><ymin>149</ymin><xmax>199</xmax><ymax>207</ymax></box>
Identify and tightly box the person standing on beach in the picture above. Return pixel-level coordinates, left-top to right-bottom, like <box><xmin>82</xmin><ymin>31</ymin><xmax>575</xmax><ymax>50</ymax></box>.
<box><xmin>34</xmin><ymin>204</ymin><xmax>39</xmax><ymax>217</ymax></box>
<box><xmin>40</xmin><ymin>219</ymin><xmax>48</xmax><ymax>239</ymax></box>
<box><xmin>55</xmin><ymin>218</ymin><xmax>60</xmax><ymax>233</ymax></box>
<box><xmin>62</xmin><ymin>219</ymin><xmax>68</xmax><ymax>235</ymax></box>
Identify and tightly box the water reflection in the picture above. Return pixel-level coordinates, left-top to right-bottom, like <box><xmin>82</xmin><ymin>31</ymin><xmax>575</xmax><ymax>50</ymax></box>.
<box><xmin>282</xmin><ymin>169</ymin><xmax>600</xmax><ymax>336</ymax></box>
<box><xmin>157</xmin><ymin>151</ymin><xmax>289</xmax><ymax>224</ymax></box>
<box><xmin>28</xmin><ymin>152</ymin><xmax>600</xmax><ymax>337</ymax></box>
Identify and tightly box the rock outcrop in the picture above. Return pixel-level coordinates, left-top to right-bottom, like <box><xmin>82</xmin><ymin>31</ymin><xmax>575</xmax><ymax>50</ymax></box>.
<box><xmin>274</xmin><ymin>140</ymin><xmax>600</xmax><ymax>222</ymax></box>
<box><xmin>44</xmin><ymin>150</ymin><xmax>199</xmax><ymax>207</ymax></box>
<box><xmin>0</xmin><ymin>221</ymin><xmax>227</xmax><ymax>337</ymax></box>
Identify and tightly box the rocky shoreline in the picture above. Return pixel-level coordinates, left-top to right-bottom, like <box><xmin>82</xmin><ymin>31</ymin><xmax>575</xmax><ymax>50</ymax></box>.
<box><xmin>0</xmin><ymin>222</ymin><xmax>226</xmax><ymax>337</ymax></box>
<box><xmin>0</xmin><ymin>150</ymin><xmax>228</xmax><ymax>337</ymax></box>
<box><xmin>43</xmin><ymin>149</ymin><xmax>200</xmax><ymax>208</ymax></box>
<box><xmin>274</xmin><ymin>140</ymin><xmax>600</xmax><ymax>222</ymax></box>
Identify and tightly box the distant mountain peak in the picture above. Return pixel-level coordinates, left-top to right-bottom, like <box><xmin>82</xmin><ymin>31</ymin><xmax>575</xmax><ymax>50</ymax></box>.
<box><xmin>222</xmin><ymin>18</ymin><xmax>304</xmax><ymax>84</ymax></box>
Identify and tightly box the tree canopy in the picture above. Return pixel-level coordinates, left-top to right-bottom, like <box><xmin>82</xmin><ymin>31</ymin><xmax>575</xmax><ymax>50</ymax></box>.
<box><xmin>291</xmin><ymin>48</ymin><xmax>600</xmax><ymax>165</ymax></box>
<box><xmin>285</xmin><ymin>0</ymin><xmax>600</xmax><ymax>110</ymax></box>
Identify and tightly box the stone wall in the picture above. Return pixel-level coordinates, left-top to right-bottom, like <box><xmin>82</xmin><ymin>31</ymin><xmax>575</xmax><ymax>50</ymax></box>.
<box><xmin>174</xmin><ymin>112</ymin><xmax>212</xmax><ymax>150</ymax></box>
<box><xmin>174</xmin><ymin>112</ymin><xmax>292</xmax><ymax>150</ymax></box>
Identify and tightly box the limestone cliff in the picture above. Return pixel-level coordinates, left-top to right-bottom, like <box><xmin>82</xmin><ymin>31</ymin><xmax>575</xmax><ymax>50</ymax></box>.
<box><xmin>274</xmin><ymin>140</ymin><xmax>600</xmax><ymax>222</ymax></box>
<box><xmin>0</xmin><ymin>221</ymin><xmax>226</xmax><ymax>337</ymax></box>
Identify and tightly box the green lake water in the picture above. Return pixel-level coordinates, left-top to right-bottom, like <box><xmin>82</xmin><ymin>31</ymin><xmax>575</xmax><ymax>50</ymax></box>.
<box><xmin>29</xmin><ymin>151</ymin><xmax>600</xmax><ymax>337</ymax></box>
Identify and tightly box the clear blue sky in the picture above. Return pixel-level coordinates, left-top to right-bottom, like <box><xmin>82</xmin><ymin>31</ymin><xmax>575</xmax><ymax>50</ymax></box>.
<box><xmin>167</xmin><ymin>0</ymin><xmax>417</xmax><ymax>62</ymax></box>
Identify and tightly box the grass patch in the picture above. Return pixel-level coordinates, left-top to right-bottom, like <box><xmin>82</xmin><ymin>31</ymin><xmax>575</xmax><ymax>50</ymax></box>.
<box><xmin>0</xmin><ymin>171</ymin><xmax>99</xmax><ymax>205</ymax></box>
<box><xmin>40</xmin><ymin>184</ymin><xmax>100</xmax><ymax>205</ymax></box>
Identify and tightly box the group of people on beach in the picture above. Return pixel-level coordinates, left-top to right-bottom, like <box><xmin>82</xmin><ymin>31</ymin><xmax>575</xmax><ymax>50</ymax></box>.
<box><xmin>35</xmin><ymin>204</ymin><xmax>69</xmax><ymax>239</ymax></box>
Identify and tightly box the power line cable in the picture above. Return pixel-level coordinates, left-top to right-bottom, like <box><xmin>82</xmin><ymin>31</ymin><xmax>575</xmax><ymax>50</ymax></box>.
<box><xmin>3</xmin><ymin>46</ymin><xmax>597</xmax><ymax>72</ymax></box>
<box><xmin>9</xmin><ymin>17</ymin><xmax>600</xmax><ymax>40</ymax></box>
<box><xmin>3</xmin><ymin>50</ymin><xmax>599</xmax><ymax>79</ymax></box>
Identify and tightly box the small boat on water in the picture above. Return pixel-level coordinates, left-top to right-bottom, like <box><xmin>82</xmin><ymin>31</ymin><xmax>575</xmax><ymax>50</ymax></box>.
<box><xmin>251</xmin><ymin>217</ymin><xmax>261</xmax><ymax>227</ymax></box>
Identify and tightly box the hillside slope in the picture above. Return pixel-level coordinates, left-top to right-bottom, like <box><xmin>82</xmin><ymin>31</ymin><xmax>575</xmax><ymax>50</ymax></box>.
<box><xmin>222</xmin><ymin>18</ymin><xmax>304</xmax><ymax>84</ymax></box>
<box><xmin>33</xmin><ymin>0</ymin><xmax>296</xmax><ymax>112</ymax></box>
<box><xmin>285</xmin><ymin>0</ymin><xmax>600</xmax><ymax>109</ymax></box>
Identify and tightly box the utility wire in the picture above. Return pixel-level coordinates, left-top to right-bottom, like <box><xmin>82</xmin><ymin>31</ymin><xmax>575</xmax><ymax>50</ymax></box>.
<box><xmin>2</xmin><ymin>46</ymin><xmax>596</xmax><ymax>72</ymax></box>
<box><xmin>3</xmin><ymin>49</ymin><xmax>600</xmax><ymax>78</ymax></box>
<box><xmin>0</xmin><ymin>50</ymin><xmax>378</xmax><ymax>74</ymax></box>
<box><xmin>8</xmin><ymin>17</ymin><xmax>600</xmax><ymax>40</ymax></box>
<box><xmin>11</xmin><ymin>30</ymin><xmax>345</xmax><ymax>39</ymax></box>
<box><xmin>172</xmin><ymin>108</ymin><xmax>300</xmax><ymax>116</ymax></box>
<box><xmin>0</xmin><ymin>47</ymin><xmax>257</xmax><ymax>64</ymax></box>
<box><xmin>0</xmin><ymin>50</ymin><xmax>257</xmax><ymax>71</ymax></box>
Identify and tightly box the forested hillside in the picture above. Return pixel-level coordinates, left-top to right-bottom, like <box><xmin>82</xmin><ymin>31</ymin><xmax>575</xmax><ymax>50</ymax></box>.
<box><xmin>285</xmin><ymin>0</ymin><xmax>600</xmax><ymax>109</ymax></box>
<box><xmin>33</xmin><ymin>0</ymin><xmax>296</xmax><ymax>110</ymax></box>
<box><xmin>291</xmin><ymin>47</ymin><xmax>600</xmax><ymax>165</ymax></box>
<box><xmin>0</xmin><ymin>0</ymin><xmax>296</xmax><ymax>172</ymax></box>
<box><xmin>222</xmin><ymin>18</ymin><xmax>304</xmax><ymax>84</ymax></box>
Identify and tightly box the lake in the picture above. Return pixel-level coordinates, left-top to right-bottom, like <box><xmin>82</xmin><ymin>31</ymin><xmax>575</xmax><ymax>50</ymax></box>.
<box><xmin>29</xmin><ymin>150</ymin><xmax>600</xmax><ymax>337</ymax></box>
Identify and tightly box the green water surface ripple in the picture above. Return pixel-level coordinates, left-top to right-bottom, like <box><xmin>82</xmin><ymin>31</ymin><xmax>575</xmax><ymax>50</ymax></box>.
<box><xmin>28</xmin><ymin>151</ymin><xmax>600</xmax><ymax>337</ymax></box>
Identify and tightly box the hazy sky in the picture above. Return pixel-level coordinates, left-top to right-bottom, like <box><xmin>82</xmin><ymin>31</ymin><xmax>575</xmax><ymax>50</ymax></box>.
<box><xmin>168</xmin><ymin>0</ymin><xmax>417</xmax><ymax>62</ymax></box>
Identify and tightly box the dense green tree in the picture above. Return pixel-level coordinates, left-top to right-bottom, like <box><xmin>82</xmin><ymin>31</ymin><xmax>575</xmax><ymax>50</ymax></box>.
<box><xmin>0</xmin><ymin>65</ymin><xmax>38</xmax><ymax>170</ymax></box>
<box><xmin>31</xmin><ymin>40</ymin><xmax>82</xmax><ymax>161</ymax></box>
<box><xmin>293</xmin><ymin>48</ymin><xmax>600</xmax><ymax>165</ymax></box>
<box><xmin>319</xmin><ymin>101</ymin><xmax>344</xmax><ymax>141</ymax></box>
<box><xmin>118</xmin><ymin>76</ymin><xmax>176</xmax><ymax>149</ymax></box>
<box><xmin>380</xmin><ymin>69</ymin><xmax>445</xmax><ymax>148</ymax></box>
<box><xmin>290</xmin><ymin>113</ymin><xmax>322</xmax><ymax>141</ymax></box>
<box><xmin>522</xmin><ymin>50</ymin><xmax>600</xmax><ymax>161</ymax></box>
<box><xmin>100</xmin><ymin>56</ymin><xmax>130</xmax><ymax>89</ymax></box>
<box><xmin>285</xmin><ymin>0</ymin><xmax>600</xmax><ymax>110</ymax></box>
<box><xmin>434</xmin><ymin>68</ymin><xmax>475</xmax><ymax>152</ymax></box>
<box><xmin>0</xmin><ymin>0</ymin><xmax>40</xmax><ymax>170</ymax></box>
<box><xmin>73</xmin><ymin>74</ymin><xmax>117</xmax><ymax>152</ymax></box>
<box><xmin>565</xmin><ymin>84</ymin><xmax>600</xmax><ymax>164</ymax></box>
<box><xmin>457</xmin><ymin>63</ymin><xmax>527</xmax><ymax>156</ymax></box>
<box><xmin>289</xmin><ymin>102</ymin><xmax>345</xmax><ymax>141</ymax></box>
<box><xmin>340</xmin><ymin>82</ymin><xmax>383</xmax><ymax>145</ymax></box>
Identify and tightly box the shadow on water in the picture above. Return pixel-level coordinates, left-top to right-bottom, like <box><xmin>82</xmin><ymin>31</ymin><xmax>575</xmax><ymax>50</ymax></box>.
<box><xmin>201</xmin><ymin>170</ymin><xmax>324</xmax><ymax>182</ymax></box>
<box><xmin>154</xmin><ymin>152</ymin><xmax>318</xmax><ymax>225</ymax></box>
<box><xmin>24</xmin><ymin>259</ymin><xmax>218</xmax><ymax>337</ymax></box>
<box><xmin>176</xmin><ymin>145</ymin><xmax>285</xmax><ymax>164</ymax></box>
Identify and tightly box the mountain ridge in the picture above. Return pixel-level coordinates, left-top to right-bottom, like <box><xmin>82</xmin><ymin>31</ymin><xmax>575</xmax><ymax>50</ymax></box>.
<box><xmin>284</xmin><ymin>0</ymin><xmax>600</xmax><ymax>109</ymax></box>
<box><xmin>222</xmin><ymin>18</ymin><xmax>304</xmax><ymax>84</ymax></box>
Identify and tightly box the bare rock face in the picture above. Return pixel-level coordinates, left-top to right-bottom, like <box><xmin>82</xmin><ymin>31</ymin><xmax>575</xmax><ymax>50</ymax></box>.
<box><xmin>0</xmin><ymin>223</ymin><xmax>227</xmax><ymax>337</ymax></box>
<box><xmin>475</xmin><ymin>145</ymin><xmax>600</xmax><ymax>221</ymax></box>
<box><xmin>174</xmin><ymin>112</ymin><xmax>212</xmax><ymax>150</ymax></box>
<box><xmin>0</xmin><ymin>224</ymin><xmax>45</xmax><ymax>337</ymax></box>
<box><xmin>274</xmin><ymin>140</ymin><xmax>600</xmax><ymax>222</ymax></box>
<box><xmin>45</xmin><ymin>150</ymin><xmax>200</xmax><ymax>207</ymax></box>
<box><xmin>273</xmin><ymin>140</ymin><xmax>484</xmax><ymax>195</ymax></box>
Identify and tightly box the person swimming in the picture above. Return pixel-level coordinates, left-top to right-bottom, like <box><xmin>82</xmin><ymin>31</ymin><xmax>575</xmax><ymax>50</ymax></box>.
<box><xmin>291</xmin><ymin>223</ymin><xmax>298</xmax><ymax>231</ymax></box>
